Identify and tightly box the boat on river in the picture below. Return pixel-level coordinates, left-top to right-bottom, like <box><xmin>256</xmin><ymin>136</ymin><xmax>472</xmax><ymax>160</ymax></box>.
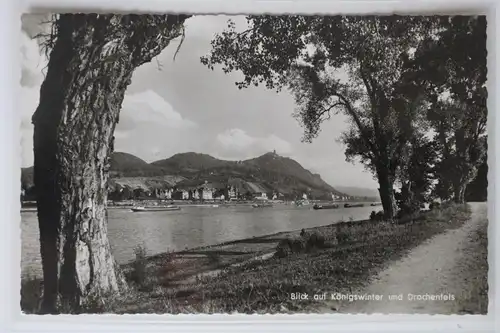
<box><xmin>344</xmin><ymin>203</ymin><xmax>364</xmax><ymax>208</ymax></box>
<box><xmin>313</xmin><ymin>203</ymin><xmax>339</xmax><ymax>210</ymax></box>
<box><xmin>131</xmin><ymin>205</ymin><xmax>181</xmax><ymax>212</ymax></box>
<box><xmin>252</xmin><ymin>203</ymin><xmax>273</xmax><ymax>208</ymax></box>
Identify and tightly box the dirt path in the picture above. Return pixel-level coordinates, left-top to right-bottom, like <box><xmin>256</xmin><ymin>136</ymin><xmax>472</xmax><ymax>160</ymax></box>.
<box><xmin>319</xmin><ymin>202</ymin><xmax>488</xmax><ymax>314</ymax></box>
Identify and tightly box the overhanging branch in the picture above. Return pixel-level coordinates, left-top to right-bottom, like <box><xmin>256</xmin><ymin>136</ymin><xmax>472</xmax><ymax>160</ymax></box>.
<box><xmin>336</xmin><ymin>93</ymin><xmax>379</xmax><ymax>161</ymax></box>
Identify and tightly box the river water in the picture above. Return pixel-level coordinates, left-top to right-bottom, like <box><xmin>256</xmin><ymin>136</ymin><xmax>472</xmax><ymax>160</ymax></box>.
<box><xmin>21</xmin><ymin>204</ymin><xmax>375</xmax><ymax>277</ymax></box>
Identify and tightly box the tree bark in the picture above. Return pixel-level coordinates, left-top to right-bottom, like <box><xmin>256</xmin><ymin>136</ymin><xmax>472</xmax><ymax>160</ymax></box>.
<box><xmin>376</xmin><ymin>166</ymin><xmax>397</xmax><ymax>220</ymax></box>
<box><xmin>452</xmin><ymin>179</ymin><xmax>467</xmax><ymax>204</ymax></box>
<box><xmin>451</xmin><ymin>162</ymin><xmax>480</xmax><ymax>204</ymax></box>
<box><xmin>32</xmin><ymin>14</ymin><xmax>188</xmax><ymax>313</ymax></box>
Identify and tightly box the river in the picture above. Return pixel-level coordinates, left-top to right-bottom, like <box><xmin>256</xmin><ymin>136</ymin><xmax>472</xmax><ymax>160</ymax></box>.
<box><xmin>21</xmin><ymin>204</ymin><xmax>376</xmax><ymax>278</ymax></box>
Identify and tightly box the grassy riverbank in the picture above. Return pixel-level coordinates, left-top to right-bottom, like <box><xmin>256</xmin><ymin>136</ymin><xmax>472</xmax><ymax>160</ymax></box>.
<box><xmin>21</xmin><ymin>204</ymin><xmax>473</xmax><ymax>314</ymax></box>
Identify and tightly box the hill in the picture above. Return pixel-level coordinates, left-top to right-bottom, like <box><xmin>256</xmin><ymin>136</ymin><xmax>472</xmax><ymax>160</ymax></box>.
<box><xmin>109</xmin><ymin>152</ymin><xmax>167</xmax><ymax>177</ymax></box>
<box><xmin>242</xmin><ymin>152</ymin><xmax>336</xmax><ymax>193</ymax></box>
<box><xmin>21</xmin><ymin>152</ymin><xmax>167</xmax><ymax>188</ymax></box>
<box><xmin>21</xmin><ymin>151</ymin><xmax>348</xmax><ymax>200</ymax></box>
<box><xmin>151</xmin><ymin>152</ymin><xmax>229</xmax><ymax>174</ymax></box>
<box><xmin>151</xmin><ymin>151</ymin><xmax>345</xmax><ymax>198</ymax></box>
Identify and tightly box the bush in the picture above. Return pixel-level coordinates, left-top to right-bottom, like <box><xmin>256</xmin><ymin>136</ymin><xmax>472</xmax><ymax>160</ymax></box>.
<box><xmin>397</xmin><ymin>213</ymin><xmax>417</xmax><ymax>225</ymax></box>
<box><xmin>306</xmin><ymin>232</ymin><xmax>326</xmax><ymax>250</ymax></box>
<box><xmin>275</xmin><ymin>237</ymin><xmax>307</xmax><ymax>258</ymax></box>
<box><xmin>396</xmin><ymin>201</ymin><xmax>422</xmax><ymax>219</ymax></box>
<box><xmin>132</xmin><ymin>245</ymin><xmax>148</xmax><ymax>287</ymax></box>
<box><xmin>335</xmin><ymin>230</ymin><xmax>353</xmax><ymax>244</ymax></box>
<box><xmin>276</xmin><ymin>231</ymin><xmax>329</xmax><ymax>258</ymax></box>
<box><xmin>299</xmin><ymin>228</ymin><xmax>310</xmax><ymax>238</ymax></box>
<box><xmin>289</xmin><ymin>237</ymin><xmax>307</xmax><ymax>253</ymax></box>
<box><xmin>275</xmin><ymin>239</ymin><xmax>292</xmax><ymax>258</ymax></box>
<box><xmin>429</xmin><ymin>202</ymin><xmax>441</xmax><ymax>210</ymax></box>
<box><xmin>369</xmin><ymin>210</ymin><xmax>384</xmax><ymax>221</ymax></box>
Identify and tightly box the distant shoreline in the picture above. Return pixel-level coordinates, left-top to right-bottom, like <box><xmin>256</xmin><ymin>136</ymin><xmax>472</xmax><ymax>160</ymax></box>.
<box><xmin>21</xmin><ymin>200</ymin><xmax>381</xmax><ymax>213</ymax></box>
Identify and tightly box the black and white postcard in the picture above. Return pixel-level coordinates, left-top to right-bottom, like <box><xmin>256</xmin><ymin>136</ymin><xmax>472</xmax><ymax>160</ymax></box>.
<box><xmin>17</xmin><ymin>11</ymin><xmax>490</xmax><ymax>320</ymax></box>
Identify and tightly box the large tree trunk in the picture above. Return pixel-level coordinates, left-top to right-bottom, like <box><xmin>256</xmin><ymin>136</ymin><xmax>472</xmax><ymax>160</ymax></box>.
<box><xmin>376</xmin><ymin>166</ymin><xmax>397</xmax><ymax>220</ymax></box>
<box><xmin>32</xmin><ymin>14</ymin><xmax>188</xmax><ymax>313</ymax></box>
<box><xmin>452</xmin><ymin>176</ymin><xmax>468</xmax><ymax>204</ymax></box>
<box><xmin>451</xmin><ymin>162</ymin><xmax>480</xmax><ymax>204</ymax></box>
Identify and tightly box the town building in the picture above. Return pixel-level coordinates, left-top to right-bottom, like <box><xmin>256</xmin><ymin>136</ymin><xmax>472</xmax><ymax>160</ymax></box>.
<box><xmin>254</xmin><ymin>192</ymin><xmax>268</xmax><ymax>200</ymax></box>
<box><xmin>331</xmin><ymin>193</ymin><xmax>341</xmax><ymax>201</ymax></box>
<box><xmin>201</xmin><ymin>187</ymin><xmax>213</xmax><ymax>200</ymax></box>
<box><xmin>228</xmin><ymin>186</ymin><xmax>239</xmax><ymax>200</ymax></box>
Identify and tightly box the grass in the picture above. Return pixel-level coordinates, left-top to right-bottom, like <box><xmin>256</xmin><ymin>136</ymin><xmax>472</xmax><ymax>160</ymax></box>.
<box><xmin>21</xmin><ymin>204</ymin><xmax>477</xmax><ymax>314</ymax></box>
<box><xmin>173</xmin><ymin>204</ymin><xmax>472</xmax><ymax>314</ymax></box>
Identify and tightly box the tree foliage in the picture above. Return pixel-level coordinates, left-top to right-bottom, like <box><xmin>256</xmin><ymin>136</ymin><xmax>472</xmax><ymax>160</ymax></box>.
<box><xmin>465</xmin><ymin>136</ymin><xmax>488</xmax><ymax>202</ymax></box>
<box><xmin>395</xmin><ymin>136</ymin><xmax>438</xmax><ymax>215</ymax></box>
<box><xmin>202</xmin><ymin>15</ymin><xmax>440</xmax><ymax>218</ymax></box>
<box><xmin>404</xmin><ymin>16</ymin><xmax>487</xmax><ymax>202</ymax></box>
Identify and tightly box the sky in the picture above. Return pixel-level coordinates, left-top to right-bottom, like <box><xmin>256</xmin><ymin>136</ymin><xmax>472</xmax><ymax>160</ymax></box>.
<box><xmin>19</xmin><ymin>14</ymin><xmax>378</xmax><ymax>190</ymax></box>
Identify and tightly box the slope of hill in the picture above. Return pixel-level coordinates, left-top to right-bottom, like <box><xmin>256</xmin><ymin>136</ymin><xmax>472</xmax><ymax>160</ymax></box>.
<box><xmin>21</xmin><ymin>152</ymin><xmax>166</xmax><ymax>188</ymax></box>
<box><xmin>178</xmin><ymin>152</ymin><xmax>344</xmax><ymax>197</ymax></box>
<box><xmin>242</xmin><ymin>152</ymin><xmax>337</xmax><ymax>193</ymax></box>
<box><xmin>110</xmin><ymin>152</ymin><xmax>167</xmax><ymax>177</ymax></box>
<box><xmin>109</xmin><ymin>175</ymin><xmax>186</xmax><ymax>192</ymax></box>
<box><xmin>151</xmin><ymin>152</ymin><xmax>230</xmax><ymax>173</ymax></box>
<box><xmin>21</xmin><ymin>151</ymin><xmax>348</xmax><ymax>199</ymax></box>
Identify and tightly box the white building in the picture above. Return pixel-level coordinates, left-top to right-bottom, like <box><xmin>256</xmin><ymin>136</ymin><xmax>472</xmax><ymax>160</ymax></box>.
<box><xmin>193</xmin><ymin>190</ymin><xmax>200</xmax><ymax>200</ymax></box>
<box><xmin>254</xmin><ymin>192</ymin><xmax>268</xmax><ymax>200</ymax></box>
<box><xmin>202</xmin><ymin>188</ymin><xmax>213</xmax><ymax>200</ymax></box>
<box><xmin>228</xmin><ymin>186</ymin><xmax>238</xmax><ymax>200</ymax></box>
<box><xmin>182</xmin><ymin>190</ymin><xmax>189</xmax><ymax>200</ymax></box>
